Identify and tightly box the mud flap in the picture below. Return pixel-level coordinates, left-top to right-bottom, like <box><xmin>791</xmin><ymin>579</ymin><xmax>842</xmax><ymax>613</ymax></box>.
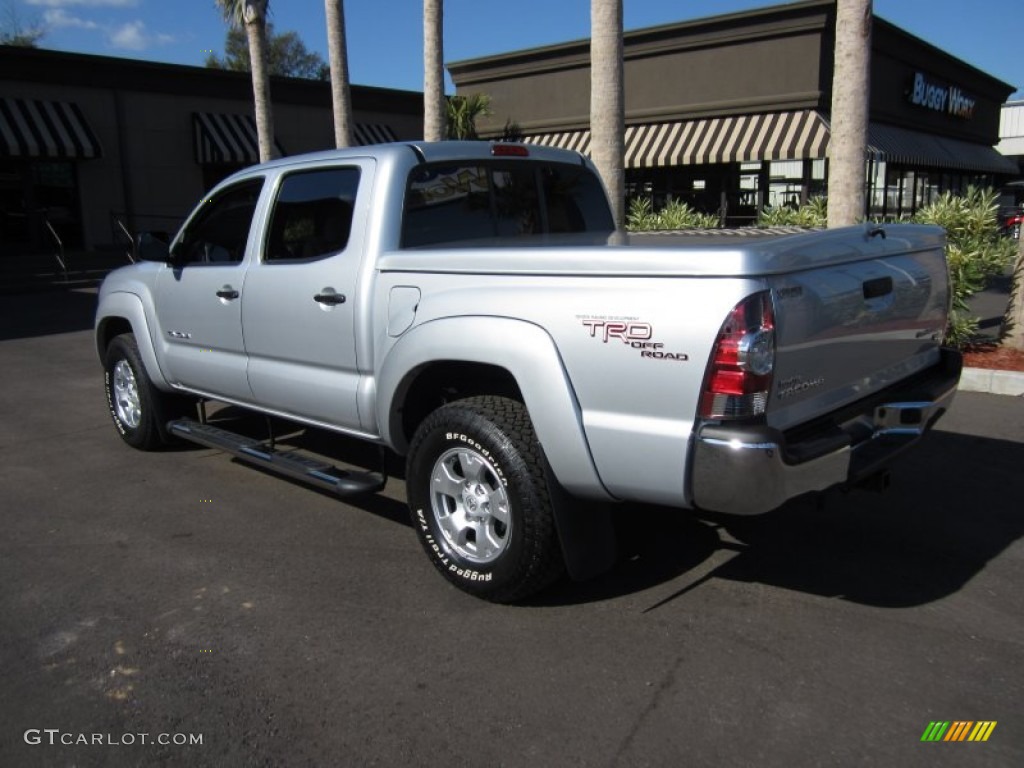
<box><xmin>543</xmin><ymin>453</ymin><xmax>617</xmax><ymax>581</ymax></box>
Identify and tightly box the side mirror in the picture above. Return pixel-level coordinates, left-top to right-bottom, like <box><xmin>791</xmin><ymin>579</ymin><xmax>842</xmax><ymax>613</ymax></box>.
<box><xmin>135</xmin><ymin>231</ymin><xmax>171</xmax><ymax>262</ymax></box>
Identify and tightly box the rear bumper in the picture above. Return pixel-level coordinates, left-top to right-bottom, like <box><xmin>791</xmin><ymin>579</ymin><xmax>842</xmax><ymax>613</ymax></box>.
<box><xmin>689</xmin><ymin>348</ymin><xmax>962</xmax><ymax>515</ymax></box>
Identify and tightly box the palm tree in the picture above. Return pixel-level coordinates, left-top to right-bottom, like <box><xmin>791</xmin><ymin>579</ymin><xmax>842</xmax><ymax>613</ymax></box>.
<box><xmin>215</xmin><ymin>0</ymin><xmax>276</xmax><ymax>163</ymax></box>
<box><xmin>827</xmin><ymin>0</ymin><xmax>872</xmax><ymax>228</ymax></box>
<box><xmin>423</xmin><ymin>0</ymin><xmax>445</xmax><ymax>142</ymax></box>
<box><xmin>590</xmin><ymin>0</ymin><xmax>625</xmax><ymax>230</ymax></box>
<box><xmin>445</xmin><ymin>93</ymin><xmax>491</xmax><ymax>140</ymax></box>
<box><xmin>1006</xmin><ymin>234</ymin><xmax>1024</xmax><ymax>351</ymax></box>
<box><xmin>324</xmin><ymin>0</ymin><xmax>353</xmax><ymax>147</ymax></box>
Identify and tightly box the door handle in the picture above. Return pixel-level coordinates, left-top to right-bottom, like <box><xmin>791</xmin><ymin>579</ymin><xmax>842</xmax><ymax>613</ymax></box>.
<box><xmin>314</xmin><ymin>292</ymin><xmax>346</xmax><ymax>306</ymax></box>
<box><xmin>216</xmin><ymin>288</ymin><xmax>240</xmax><ymax>300</ymax></box>
<box><xmin>862</xmin><ymin>277</ymin><xmax>893</xmax><ymax>300</ymax></box>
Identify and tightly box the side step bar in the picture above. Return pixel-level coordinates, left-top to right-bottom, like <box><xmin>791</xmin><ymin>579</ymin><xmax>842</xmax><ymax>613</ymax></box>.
<box><xmin>168</xmin><ymin>419</ymin><xmax>387</xmax><ymax>497</ymax></box>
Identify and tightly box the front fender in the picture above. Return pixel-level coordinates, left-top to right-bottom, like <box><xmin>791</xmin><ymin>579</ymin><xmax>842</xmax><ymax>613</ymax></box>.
<box><xmin>376</xmin><ymin>316</ymin><xmax>612</xmax><ymax>501</ymax></box>
<box><xmin>94</xmin><ymin>290</ymin><xmax>170</xmax><ymax>390</ymax></box>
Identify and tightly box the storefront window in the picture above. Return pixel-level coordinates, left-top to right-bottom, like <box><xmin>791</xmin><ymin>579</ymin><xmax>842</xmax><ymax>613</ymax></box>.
<box><xmin>0</xmin><ymin>159</ymin><xmax>82</xmax><ymax>252</ymax></box>
<box><xmin>768</xmin><ymin>160</ymin><xmax>803</xmax><ymax>209</ymax></box>
<box><xmin>868</xmin><ymin>160</ymin><xmax>887</xmax><ymax>218</ymax></box>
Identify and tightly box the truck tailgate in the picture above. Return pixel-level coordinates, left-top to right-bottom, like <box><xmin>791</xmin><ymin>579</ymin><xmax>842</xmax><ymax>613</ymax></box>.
<box><xmin>765</xmin><ymin>227</ymin><xmax>950</xmax><ymax>430</ymax></box>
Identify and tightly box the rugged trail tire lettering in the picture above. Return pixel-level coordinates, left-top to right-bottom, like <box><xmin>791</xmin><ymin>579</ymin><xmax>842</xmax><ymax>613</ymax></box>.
<box><xmin>406</xmin><ymin>396</ymin><xmax>564</xmax><ymax>603</ymax></box>
<box><xmin>104</xmin><ymin>332</ymin><xmax>190</xmax><ymax>451</ymax></box>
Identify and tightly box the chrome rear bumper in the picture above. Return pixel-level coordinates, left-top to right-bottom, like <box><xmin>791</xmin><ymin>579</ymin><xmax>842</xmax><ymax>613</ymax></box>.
<box><xmin>689</xmin><ymin>349</ymin><xmax>962</xmax><ymax>515</ymax></box>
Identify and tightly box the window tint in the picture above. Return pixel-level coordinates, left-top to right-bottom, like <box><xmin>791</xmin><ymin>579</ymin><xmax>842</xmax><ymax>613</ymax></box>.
<box><xmin>402</xmin><ymin>161</ymin><xmax>613</xmax><ymax>248</ymax></box>
<box><xmin>177</xmin><ymin>179</ymin><xmax>263</xmax><ymax>265</ymax></box>
<box><xmin>265</xmin><ymin>167</ymin><xmax>360</xmax><ymax>262</ymax></box>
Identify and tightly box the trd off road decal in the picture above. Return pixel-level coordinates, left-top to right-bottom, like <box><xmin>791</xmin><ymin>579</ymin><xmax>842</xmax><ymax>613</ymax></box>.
<box><xmin>578</xmin><ymin>315</ymin><xmax>689</xmax><ymax>362</ymax></box>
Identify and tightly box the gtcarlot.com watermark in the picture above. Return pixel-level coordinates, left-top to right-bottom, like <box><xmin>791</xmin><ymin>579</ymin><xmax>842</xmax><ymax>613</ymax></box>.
<box><xmin>24</xmin><ymin>729</ymin><xmax>203</xmax><ymax>747</ymax></box>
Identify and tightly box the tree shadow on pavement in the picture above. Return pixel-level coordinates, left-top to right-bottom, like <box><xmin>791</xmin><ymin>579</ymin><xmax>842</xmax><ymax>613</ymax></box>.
<box><xmin>534</xmin><ymin>429</ymin><xmax>1024</xmax><ymax>608</ymax></box>
<box><xmin>0</xmin><ymin>289</ymin><xmax>97</xmax><ymax>341</ymax></box>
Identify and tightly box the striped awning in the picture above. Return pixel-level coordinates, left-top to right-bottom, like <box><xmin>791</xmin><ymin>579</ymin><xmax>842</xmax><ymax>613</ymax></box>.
<box><xmin>525</xmin><ymin>111</ymin><xmax>829</xmax><ymax>168</ymax></box>
<box><xmin>867</xmin><ymin>123</ymin><xmax>1017</xmax><ymax>174</ymax></box>
<box><xmin>353</xmin><ymin>123</ymin><xmax>397</xmax><ymax>145</ymax></box>
<box><xmin>0</xmin><ymin>98</ymin><xmax>101</xmax><ymax>159</ymax></box>
<box><xmin>192</xmin><ymin>112</ymin><xmax>286</xmax><ymax>165</ymax></box>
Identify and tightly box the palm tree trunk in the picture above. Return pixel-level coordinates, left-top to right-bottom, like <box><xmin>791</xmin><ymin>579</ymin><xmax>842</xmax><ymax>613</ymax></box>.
<box><xmin>590</xmin><ymin>0</ymin><xmax>625</xmax><ymax>230</ymax></box>
<box><xmin>1005</xmin><ymin>233</ymin><xmax>1024</xmax><ymax>350</ymax></box>
<box><xmin>243</xmin><ymin>2</ymin><xmax>276</xmax><ymax>163</ymax></box>
<box><xmin>423</xmin><ymin>0</ymin><xmax>445</xmax><ymax>142</ymax></box>
<box><xmin>827</xmin><ymin>0</ymin><xmax>872</xmax><ymax>228</ymax></box>
<box><xmin>325</xmin><ymin>0</ymin><xmax>353</xmax><ymax>147</ymax></box>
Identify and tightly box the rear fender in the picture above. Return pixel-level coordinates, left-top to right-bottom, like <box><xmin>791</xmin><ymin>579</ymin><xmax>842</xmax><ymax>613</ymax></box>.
<box><xmin>376</xmin><ymin>316</ymin><xmax>611</xmax><ymax>501</ymax></box>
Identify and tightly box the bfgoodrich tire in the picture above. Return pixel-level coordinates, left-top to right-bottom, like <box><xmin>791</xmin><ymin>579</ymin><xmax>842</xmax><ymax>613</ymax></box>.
<box><xmin>406</xmin><ymin>396</ymin><xmax>565</xmax><ymax>602</ymax></box>
<box><xmin>104</xmin><ymin>333</ymin><xmax>190</xmax><ymax>450</ymax></box>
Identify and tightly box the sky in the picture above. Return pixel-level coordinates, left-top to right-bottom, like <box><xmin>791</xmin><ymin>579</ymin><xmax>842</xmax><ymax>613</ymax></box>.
<box><xmin>5</xmin><ymin>0</ymin><xmax>1022</xmax><ymax>100</ymax></box>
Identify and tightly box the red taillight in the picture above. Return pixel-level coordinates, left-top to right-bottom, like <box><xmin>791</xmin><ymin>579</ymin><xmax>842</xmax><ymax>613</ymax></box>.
<box><xmin>700</xmin><ymin>292</ymin><xmax>775</xmax><ymax>420</ymax></box>
<box><xmin>491</xmin><ymin>143</ymin><xmax>529</xmax><ymax>157</ymax></box>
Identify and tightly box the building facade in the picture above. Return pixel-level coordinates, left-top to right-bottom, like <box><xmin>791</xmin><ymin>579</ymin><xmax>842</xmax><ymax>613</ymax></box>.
<box><xmin>449</xmin><ymin>0</ymin><xmax>1017</xmax><ymax>225</ymax></box>
<box><xmin>0</xmin><ymin>46</ymin><xmax>423</xmax><ymax>253</ymax></box>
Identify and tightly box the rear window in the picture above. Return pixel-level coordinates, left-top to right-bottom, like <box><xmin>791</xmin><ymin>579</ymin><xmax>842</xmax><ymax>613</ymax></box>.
<box><xmin>401</xmin><ymin>161</ymin><xmax>613</xmax><ymax>248</ymax></box>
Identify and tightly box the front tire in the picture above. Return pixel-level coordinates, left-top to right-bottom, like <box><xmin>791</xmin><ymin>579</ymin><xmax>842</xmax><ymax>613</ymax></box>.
<box><xmin>406</xmin><ymin>396</ymin><xmax>564</xmax><ymax>602</ymax></box>
<box><xmin>104</xmin><ymin>333</ymin><xmax>189</xmax><ymax>450</ymax></box>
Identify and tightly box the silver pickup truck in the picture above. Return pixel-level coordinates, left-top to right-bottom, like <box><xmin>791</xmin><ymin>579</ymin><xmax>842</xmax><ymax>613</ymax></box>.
<box><xmin>95</xmin><ymin>141</ymin><xmax>961</xmax><ymax>601</ymax></box>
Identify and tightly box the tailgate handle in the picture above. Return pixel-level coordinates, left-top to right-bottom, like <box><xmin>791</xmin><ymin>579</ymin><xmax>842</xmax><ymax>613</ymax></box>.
<box><xmin>863</xmin><ymin>276</ymin><xmax>893</xmax><ymax>300</ymax></box>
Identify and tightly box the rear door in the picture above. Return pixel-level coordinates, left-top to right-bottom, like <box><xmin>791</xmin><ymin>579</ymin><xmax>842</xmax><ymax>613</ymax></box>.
<box><xmin>241</xmin><ymin>160</ymin><xmax>373</xmax><ymax>430</ymax></box>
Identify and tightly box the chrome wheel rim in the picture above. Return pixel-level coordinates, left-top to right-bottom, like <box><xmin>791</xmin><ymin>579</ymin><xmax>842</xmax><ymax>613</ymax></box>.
<box><xmin>112</xmin><ymin>360</ymin><xmax>142</xmax><ymax>429</ymax></box>
<box><xmin>430</xmin><ymin>446</ymin><xmax>511</xmax><ymax>564</ymax></box>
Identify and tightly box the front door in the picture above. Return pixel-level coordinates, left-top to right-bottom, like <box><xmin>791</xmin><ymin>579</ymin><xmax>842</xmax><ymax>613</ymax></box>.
<box><xmin>152</xmin><ymin>177</ymin><xmax>264</xmax><ymax>400</ymax></box>
<box><xmin>241</xmin><ymin>160</ymin><xmax>373</xmax><ymax>431</ymax></box>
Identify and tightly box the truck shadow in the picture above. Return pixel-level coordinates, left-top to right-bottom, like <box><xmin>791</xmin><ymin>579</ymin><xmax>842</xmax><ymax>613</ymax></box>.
<box><xmin>187</xmin><ymin>408</ymin><xmax>1024</xmax><ymax>610</ymax></box>
<box><xmin>198</xmin><ymin>406</ymin><xmax>411</xmax><ymax>528</ymax></box>
<box><xmin>535</xmin><ymin>428</ymin><xmax>1024</xmax><ymax>608</ymax></box>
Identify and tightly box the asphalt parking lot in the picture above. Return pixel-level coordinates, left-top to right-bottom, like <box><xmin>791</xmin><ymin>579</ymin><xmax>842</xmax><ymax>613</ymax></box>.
<box><xmin>1</xmin><ymin>288</ymin><xmax>1022</xmax><ymax>767</ymax></box>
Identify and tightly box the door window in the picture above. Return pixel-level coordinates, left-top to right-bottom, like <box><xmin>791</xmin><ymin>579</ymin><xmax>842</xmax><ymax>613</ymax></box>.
<box><xmin>264</xmin><ymin>168</ymin><xmax>361</xmax><ymax>262</ymax></box>
<box><xmin>175</xmin><ymin>178</ymin><xmax>263</xmax><ymax>265</ymax></box>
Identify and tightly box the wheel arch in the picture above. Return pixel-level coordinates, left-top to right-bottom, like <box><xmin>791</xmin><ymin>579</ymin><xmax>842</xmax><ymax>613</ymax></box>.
<box><xmin>376</xmin><ymin>316</ymin><xmax>612</xmax><ymax>501</ymax></box>
<box><xmin>95</xmin><ymin>291</ymin><xmax>170</xmax><ymax>390</ymax></box>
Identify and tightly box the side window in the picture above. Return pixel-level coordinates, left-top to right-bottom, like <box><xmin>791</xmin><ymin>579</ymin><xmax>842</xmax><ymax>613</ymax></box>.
<box><xmin>265</xmin><ymin>167</ymin><xmax>360</xmax><ymax>262</ymax></box>
<box><xmin>177</xmin><ymin>179</ymin><xmax>263</xmax><ymax>265</ymax></box>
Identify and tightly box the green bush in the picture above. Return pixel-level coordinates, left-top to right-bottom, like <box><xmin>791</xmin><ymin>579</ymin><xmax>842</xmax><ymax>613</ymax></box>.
<box><xmin>755</xmin><ymin>189</ymin><xmax>1014</xmax><ymax>347</ymax></box>
<box><xmin>757</xmin><ymin>196</ymin><xmax>828</xmax><ymax>227</ymax></box>
<box><xmin>911</xmin><ymin>187</ymin><xmax>1015</xmax><ymax>347</ymax></box>
<box><xmin>627</xmin><ymin>196</ymin><xmax>719</xmax><ymax>230</ymax></box>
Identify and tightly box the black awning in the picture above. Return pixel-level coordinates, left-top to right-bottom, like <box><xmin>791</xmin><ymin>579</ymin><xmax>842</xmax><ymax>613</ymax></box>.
<box><xmin>192</xmin><ymin>112</ymin><xmax>285</xmax><ymax>165</ymax></box>
<box><xmin>353</xmin><ymin>123</ymin><xmax>397</xmax><ymax>145</ymax></box>
<box><xmin>867</xmin><ymin>123</ymin><xmax>1018</xmax><ymax>175</ymax></box>
<box><xmin>523</xmin><ymin>111</ymin><xmax>830</xmax><ymax>168</ymax></box>
<box><xmin>0</xmin><ymin>98</ymin><xmax>102</xmax><ymax>159</ymax></box>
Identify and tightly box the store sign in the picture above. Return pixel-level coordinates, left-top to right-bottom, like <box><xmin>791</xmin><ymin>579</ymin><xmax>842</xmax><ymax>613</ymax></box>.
<box><xmin>907</xmin><ymin>72</ymin><xmax>976</xmax><ymax>120</ymax></box>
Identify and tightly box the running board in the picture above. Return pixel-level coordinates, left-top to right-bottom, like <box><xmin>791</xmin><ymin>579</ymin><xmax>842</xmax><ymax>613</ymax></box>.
<box><xmin>167</xmin><ymin>419</ymin><xmax>387</xmax><ymax>496</ymax></box>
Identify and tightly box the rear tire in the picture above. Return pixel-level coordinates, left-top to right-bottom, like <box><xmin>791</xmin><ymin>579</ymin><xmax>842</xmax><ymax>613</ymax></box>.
<box><xmin>406</xmin><ymin>396</ymin><xmax>565</xmax><ymax>602</ymax></box>
<box><xmin>104</xmin><ymin>333</ymin><xmax>191</xmax><ymax>450</ymax></box>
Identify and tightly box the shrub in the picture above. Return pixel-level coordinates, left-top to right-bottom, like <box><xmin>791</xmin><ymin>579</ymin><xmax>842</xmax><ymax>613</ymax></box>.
<box><xmin>627</xmin><ymin>196</ymin><xmax>719</xmax><ymax>230</ymax></box>
<box><xmin>911</xmin><ymin>187</ymin><xmax>1015</xmax><ymax>347</ymax></box>
<box><xmin>757</xmin><ymin>196</ymin><xmax>828</xmax><ymax>227</ymax></box>
<box><xmin>755</xmin><ymin>189</ymin><xmax>1014</xmax><ymax>347</ymax></box>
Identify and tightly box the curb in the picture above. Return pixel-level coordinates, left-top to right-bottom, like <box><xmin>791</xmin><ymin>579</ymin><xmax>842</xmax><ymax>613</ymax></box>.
<box><xmin>959</xmin><ymin>367</ymin><xmax>1024</xmax><ymax>396</ymax></box>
